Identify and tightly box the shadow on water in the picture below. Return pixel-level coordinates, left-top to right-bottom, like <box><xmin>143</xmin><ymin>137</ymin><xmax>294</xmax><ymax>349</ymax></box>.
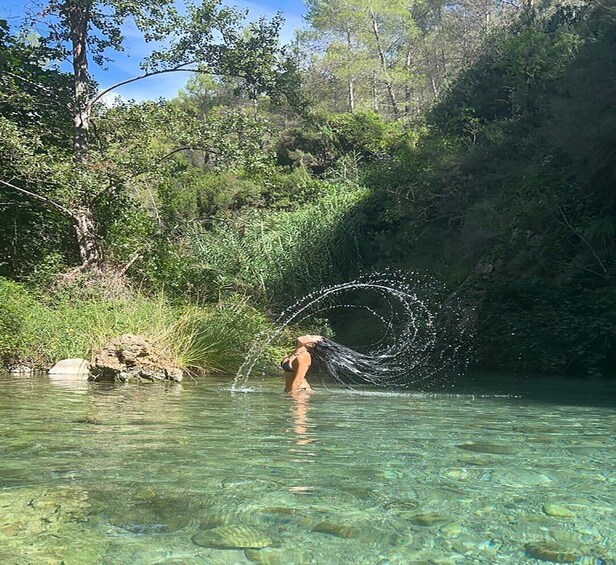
<box><xmin>285</xmin><ymin>367</ymin><xmax>616</xmax><ymax>410</ymax></box>
<box><xmin>407</xmin><ymin>371</ymin><xmax>616</xmax><ymax>410</ymax></box>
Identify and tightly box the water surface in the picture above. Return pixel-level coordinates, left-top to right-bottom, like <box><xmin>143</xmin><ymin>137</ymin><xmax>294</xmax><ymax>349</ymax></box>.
<box><xmin>0</xmin><ymin>373</ymin><xmax>614</xmax><ymax>564</ymax></box>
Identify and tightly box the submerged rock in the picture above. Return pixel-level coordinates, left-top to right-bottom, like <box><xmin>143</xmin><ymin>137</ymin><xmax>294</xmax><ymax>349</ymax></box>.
<box><xmin>525</xmin><ymin>541</ymin><xmax>579</xmax><ymax>563</ymax></box>
<box><xmin>311</xmin><ymin>520</ymin><xmax>362</xmax><ymax>538</ymax></box>
<box><xmin>244</xmin><ymin>548</ymin><xmax>312</xmax><ymax>564</ymax></box>
<box><xmin>549</xmin><ymin>528</ymin><xmax>599</xmax><ymax>546</ymax></box>
<box><xmin>409</xmin><ymin>512</ymin><xmax>451</xmax><ymax>527</ymax></box>
<box><xmin>543</xmin><ymin>504</ymin><xmax>576</xmax><ymax>518</ymax></box>
<box><xmin>440</xmin><ymin>523</ymin><xmax>463</xmax><ymax>538</ymax></box>
<box><xmin>456</xmin><ymin>442</ymin><xmax>518</xmax><ymax>455</ymax></box>
<box><xmin>451</xmin><ymin>535</ymin><xmax>499</xmax><ymax>554</ymax></box>
<box><xmin>384</xmin><ymin>498</ymin><xmax>419</xmax><ymax>517</ymax></box>
<box><xmin>191</xmin><ymin>525</ymin><xmax>273</xmax><ymax>549</ymax></box>
<box><xmin>89</xmin><ymin>334</ymin><xmax>182</xmax><ymax>383</ymax></box>
<box><xmin>497</xmin><ymin>469</ymin><xmax>553</xmax><ymax>487</ymax></box>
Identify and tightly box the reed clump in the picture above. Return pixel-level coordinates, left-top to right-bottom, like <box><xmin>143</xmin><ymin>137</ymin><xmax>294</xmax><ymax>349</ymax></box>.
<box><xmin>188</xmin><ymin>183</ymin><xmax>367</xmax><ymax>303</ymax></box>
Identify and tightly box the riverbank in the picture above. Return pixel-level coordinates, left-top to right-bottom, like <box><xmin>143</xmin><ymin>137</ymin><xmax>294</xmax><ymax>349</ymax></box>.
<box><xmin>0</xmin><ymin>277</ymin><xmax>286</xmax><ymax>376</ymax></box>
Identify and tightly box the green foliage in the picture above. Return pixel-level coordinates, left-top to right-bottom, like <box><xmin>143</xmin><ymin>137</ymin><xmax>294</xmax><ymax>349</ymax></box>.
<box><xmin>1</xmin><ymin>0</ymin><xmax>301</xmax><ymax>273</ymax></box>
<box><xmin>357</xmin><ymin>3</ymin><xmax>616</xmax><ymax>375</ymax></box>
<box><xmin>171</xmin><ymin>296</ymin><xmax>284</xmax><ymax>374</ymax></box>
<box><xmin>0</xmin><ymin>22</ymin><xmax>77</xmax><ymax>277</ymax></box>
<box><xmin>432</xmin><ymin>7</ymin><xmax>586</xmax><ymax>131</ymax></box>
<box><xmin>158</xmin><ymin>165</ymin><xmax>327</xmax><ymax>225</ymax></box>
<box><xmin>0</xmin><ymin>278</ymin><xmax>175</xmax><ymax>368</ymax></box>
<box><xmin>0</xmin><ymin>279</ymin><xmax>39</xmax><ymax>367</ymax></box>
<box><xmin>0</xmin><ymin>278</ymin><xmax>282</xmax><ymax>374</ymax></box>
<box><xmin>135</xmin><ymin>179</ymin><xmax>366</xmax><ymax>302</ymax></box>
<box><xmin>182</xmin><ymin>183</ymin><xmax>368</xmax><ymax>303</ymax></box>
<box><xmin>276</xmin><ymin>111</ymin><xmax>401</xmax><ymax>174</ymax></box>
<box><xmin>476</xmin><ymin>280</ymin><xmax>616</xmax><ymax>376</ymax></box>
<box><xmin>0</xmin><ymin>19</ymin><xmax>72</xmax><ymax>144</ymax></box>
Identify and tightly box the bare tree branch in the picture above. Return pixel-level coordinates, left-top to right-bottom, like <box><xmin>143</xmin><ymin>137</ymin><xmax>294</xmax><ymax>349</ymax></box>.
<box><xmin>118</xmin><ymin>250</ymin><xmax>142</xmax><ymax>277</ymax></box>
<box><xmin>557</xmin><ymin>205</ymin><xmax>609</xmax><ymax>278</ymax></box>
<box><xmin>89</xmin><ymin>63</ymin><xmax>203</xmax><ymax>106</ymax></box>
<box><xmin>89</xmin><ymin>64</ymin><xmax>252</xmax><ymax>107</ymax></box>
<box><xmin>0</xmin><ymin>179</ymin><xmax>75</xmax><ymax>218</ymax></box>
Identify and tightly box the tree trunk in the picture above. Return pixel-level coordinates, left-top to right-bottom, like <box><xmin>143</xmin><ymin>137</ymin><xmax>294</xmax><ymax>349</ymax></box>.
<box><xmin>431</xmin><ymin>75</ymin><xmax>439</xmax><ymax>98</ymax></box>
<box><xmin>404</xmin><ymin>48</ymin><xmax>413</xmax><ymax>116</ymax></box>
<box><xmin>348</xmin><ymin>79</ymin><xmax>355</xmax><ymax>113</ymax></box>
<box><xmin>372</xmin><ymin>71</ymin><xmax>379</xmax><ymax>111</ymax></box>
<box><xmin>369</xmin><ymin>8</ymin><xmax>399</xmax><ymax>118</ymax></box>
<box><xmin>73</xmin><ymin>207</ymin><xmax>103</xmax><ymax>269</ymax></box>
<box><xmin>63</xmin><ymin>1</ymin><xmax>92</xmax><ymax>160</ymax></box>
<box><xmin>60</xmin><ymin>2</ymin><xmax>103</xmax><ymax>270</ymax></box>
<box><xmin>346</xmin><ymin>28</ymin><xmax>355</xmax><ymax>112</ymax></box>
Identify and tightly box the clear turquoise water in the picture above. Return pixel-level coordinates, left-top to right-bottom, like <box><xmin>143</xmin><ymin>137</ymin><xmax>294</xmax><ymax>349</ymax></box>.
<box><xmin>0</xmin><ymin>373</ymin><xmax>614</xmax><ymax>564</ymax></box>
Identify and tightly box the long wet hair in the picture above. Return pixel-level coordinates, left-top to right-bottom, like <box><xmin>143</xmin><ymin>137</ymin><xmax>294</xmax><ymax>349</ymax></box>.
<box><xmin>309</xmin><ymin>337</ymin><xmax>413</xmax><ymax>387</ymax></box>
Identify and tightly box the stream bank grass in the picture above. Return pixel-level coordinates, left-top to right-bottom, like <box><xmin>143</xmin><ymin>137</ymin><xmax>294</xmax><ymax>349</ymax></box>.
<box><xmin>153</xmin><ymin>295</ymin><xmax>285</xmax><ymax>375</ymax></box>
<box><xmin>0</xmin><ymin>278</ymin><xmax>280</xmax><ymax>374</ymax></box>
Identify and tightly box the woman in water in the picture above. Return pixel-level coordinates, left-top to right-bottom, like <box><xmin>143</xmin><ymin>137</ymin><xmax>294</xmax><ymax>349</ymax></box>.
<box><xmin>281</xmin><ymin>333</ymin><xmax>407</xmax><ymax>390</ymax></box>
<box><xmin>280</xmin><ymin>334</ymin><xmax>323</xmax><ymax>393</ymax></box>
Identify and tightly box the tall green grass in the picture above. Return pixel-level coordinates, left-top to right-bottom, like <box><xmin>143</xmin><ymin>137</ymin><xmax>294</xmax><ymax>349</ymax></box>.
<box><xmin>188</xmin><ymin>182</ymin><xmax>368</xmax><ymax>303</ymax></box>
<box><xmin>164</xmin><ymin>295</ymin><xmax>287</xmax><ymax>375</ymax></box>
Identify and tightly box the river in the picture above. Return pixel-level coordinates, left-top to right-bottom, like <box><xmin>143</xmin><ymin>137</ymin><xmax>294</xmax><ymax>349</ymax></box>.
<box><xmin>0</xmin><ymin>373</ymin><xmax>614</xmax><ymax>564</ymax></box>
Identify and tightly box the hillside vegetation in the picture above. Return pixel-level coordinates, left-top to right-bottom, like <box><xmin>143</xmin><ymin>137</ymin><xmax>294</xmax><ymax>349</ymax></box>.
<box><xmin>1</xmin><ymin>1</ymin><xmax>614</xmax><ymax>376</ymax></box>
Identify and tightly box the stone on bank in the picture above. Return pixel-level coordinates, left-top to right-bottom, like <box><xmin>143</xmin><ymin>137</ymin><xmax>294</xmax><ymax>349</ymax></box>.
<box><xmin>48</xmin><ymin>358</ymin><xmax>90</xmax><ymax>377</ymax></box>
<box><xmin>88</xmin><ymin>334</ymin><xmax>183</xmax><ymax>383</ymax></box>
<box><xmin>9</xmin><ymin>365</ymin><xmax>34</xmax><ymax>376</ymax></box>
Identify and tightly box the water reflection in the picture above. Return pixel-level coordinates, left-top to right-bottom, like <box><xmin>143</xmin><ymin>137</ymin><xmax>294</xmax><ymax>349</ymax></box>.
<box><xmin>289</xmin><ymin>391</ymin><xmax>316</xmax><ymax>447</ymax></box>
<box><xmin>47</xmin><ymin>374</ymin><xmax>89</xmax><ymax>394</ymax></box>
<box><xmin>287</xmin><ymin>391</ymin><xmax>319</xmax><ymax>494</ymax></box>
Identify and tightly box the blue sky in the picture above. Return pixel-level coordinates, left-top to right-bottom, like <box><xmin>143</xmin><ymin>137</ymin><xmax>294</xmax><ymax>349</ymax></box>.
<box><xmin>0</xmin><ymin>0</ymin><xmax>307</xmax><ymax>102</ymax></box>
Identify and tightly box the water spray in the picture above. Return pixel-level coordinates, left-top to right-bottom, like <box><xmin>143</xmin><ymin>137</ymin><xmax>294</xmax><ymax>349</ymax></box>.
<box><xmin>233</xmin><ymin>270</ymin><xmax>469</xmax><ymax>391</ymax></box>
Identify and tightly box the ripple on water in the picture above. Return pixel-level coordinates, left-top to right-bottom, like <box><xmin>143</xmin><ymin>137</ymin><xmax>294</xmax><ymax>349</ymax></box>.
<box><xmin>191</xmin><ymin>525</ymin><xmax>275</xmax><ymax>549</ymax></box>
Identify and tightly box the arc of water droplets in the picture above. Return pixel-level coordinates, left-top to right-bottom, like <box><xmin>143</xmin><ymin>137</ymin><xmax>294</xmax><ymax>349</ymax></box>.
<box><xmin>233</xmin><ymin>270</ymin><xmax>460</xmax><ymax>390</ymax></box>
<box><xmin>293</xmin><ymin>303</ymin><xmax>394</xmax><ymax>350</ymax></box>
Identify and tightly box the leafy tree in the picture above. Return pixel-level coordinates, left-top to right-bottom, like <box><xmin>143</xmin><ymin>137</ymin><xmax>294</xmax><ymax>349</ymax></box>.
<box><xmin>302</xmin><ymin>0</ymin><xmax>370</xmax><ymax>113</ymax></box>
<box><xmin>1</xmin><ymin>1</ymin><xmax>297</xmax><ymax>271</ymax></box>
<box><xmin>301</xmin><ymin>0</ymin><xmax>535</xmax><ymax>118</ymax></box>
<box><xmin>0</xmin><ymin>21</ymin><xmax>77</xmax><ymax>278</ymax></box>
<box><xmin>0</xmin><ymin>20</ymin><xmax>72</xmax><ymax>144</ymax></box>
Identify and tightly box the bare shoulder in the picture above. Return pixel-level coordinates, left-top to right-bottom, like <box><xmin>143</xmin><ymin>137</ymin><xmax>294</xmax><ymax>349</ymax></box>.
<box><xmin>296</xmin><ymin>350</ymin><xmax>312</xmax><ymax>364</ymax></box>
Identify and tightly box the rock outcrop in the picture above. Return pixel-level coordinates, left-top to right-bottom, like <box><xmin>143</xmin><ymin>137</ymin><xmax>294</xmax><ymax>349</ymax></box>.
<box><xmin>89</xmin><ymin>334</ymin><xmax>183</xmax><ymax>383</ymax></box>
